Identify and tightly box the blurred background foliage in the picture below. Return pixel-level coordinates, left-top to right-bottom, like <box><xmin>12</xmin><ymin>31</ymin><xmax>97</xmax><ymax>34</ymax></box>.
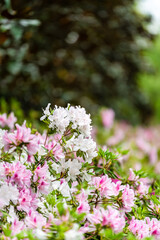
<box><xmin>138</xmin><ymin>35</ymin><xmax>160</xmax><ymax>123</ymax></box>
<box><xmin>0</xmin><ymin>0</ymin><xmax>157</xmax><ymax>124</ymax></box>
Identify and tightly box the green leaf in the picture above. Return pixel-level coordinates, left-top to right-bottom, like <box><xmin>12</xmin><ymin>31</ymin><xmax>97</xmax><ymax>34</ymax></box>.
<box><xmin>151</xmin><ymin>195</ymin><xmax>160</xmax><ymax>205</ymax></box>
<box><xmin>3</xmin><ymin>227</ymin><xmax>11</xmax><ymax>237</ymax></box>
<box><xmin>57</xmin><ymin>202</ymin><xmax>65</xmax><ymax>216</ymax></box>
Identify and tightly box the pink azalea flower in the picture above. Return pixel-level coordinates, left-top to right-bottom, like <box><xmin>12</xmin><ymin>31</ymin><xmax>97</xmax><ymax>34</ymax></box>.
<box><xmin>87</xmin><ymin>206</ymin><xmax>125</xmax><ymax>234</ymax></box>
<box><xmin>34</xmin><ymin>162</ymin><xmax>48</xmax><ymax>182</ymax></box>
<box><xmin>3</xmin><ymin>122</ymin><xmax>39</xmax><ymax>155</ymax></box>
<box><xmin>136</xmin><ymin>138</ymin><xmax>151</xmax><ymax>154</ymax></box>
<box><xmin>27</xmin><ymin>139</ymin><xmax>39</xmax><ymax>155</ymax></box>
<box><xmin>122</xmin><ymin>185</ymin><xmax>135</xmax><ymax>212</ymax></box>
<box><xmin>17</xmin><ymin>188</ymin><xmax>38</xmax><ymax>213</ymax></box>
<box><xmin>11</xmin><ymin>218</ymin><xmax>24</xmax><ymax>236</ymax></box>
<box><xmin>129</xmin><ymin>217</ymin><xmax>150</xmax><ymax>239</ymax></box>
<box><xmin>149</xmin><ymin>147</ymin><xmax>158</xmax><ymax>165</ymax></box>
<box><xmin>111</xmin><ymin>181</ymin><xmax>124</xmax><ymax>196</ymax></box>
<box><xmin>101</xmin><ymin>109</ymin><xmax>115</xmax><ymax>129</ymax></box>
<box><xmin>146</xmin><ymin>218</ymin><xmax>160</xmax><ymax>237</ymax></box>
<box><xmin>0</xmin><ymin>113</ymin><xmax>7</xmax><ymax>127</ymax></box>
<box><xmin>37</xmin><ymin>177</ymin><xmax>50</xmax><ymax>194</ymax></box>
<box><xmin>25</xmin><ymin>209</ymin><xmax>46</xmax><ymax>229</ymax></box>
<box><xmin>27</xmin><ymin>155</ymin><xmax>35</xmax><ymax>163</ymax></box>
<box><xmin>76</xmin><ymin>189</ymin><xmax>88</xmax><ymax>202</ymax></box>
<box><xmin>33</xmin><ymin>162</ymin><xmax>50</xmax><ymax>194</ymax></box>
<box><xmin>45</xmin><ymin>139</ymin><xmax>64</xmax><ymax>161</ymax></box>
<box><xmin>80</xmin><ymin>222</ymin><xmax>96</xmax><ymax>233</ymax></box>
<box><xmin>3</xmin><ymin>162</ymin><xmax>32</xmax><ymax>188</ymax></box>
<box><xmin>0</xmin><ymin>112</ymin><xmax>17</xmax><ymax>129</ymax></box>
<box><xmin>77</xmin><ymin>201</ymin><xmax>90</xmax><ymax>214</ymax></box>
<box><xmin>101</xmin><ymin>206</ymin><xmax>125</xmax><ymax>233</ymax></box>
<box><xmin>87</xmin><ymin>208</ymin><xmax>102</xmax><ymax>225</ymax></box>
<box><xmin>137</xmin><ymin>182</ymin><xmax>149</xmax><ymax>197</ymax></box>
<box><xmin>107</xmin><ymin>129</ymin><xmax>124</xmax><ymax>146</ymax></box>
<box><xmin>6</xmin><ymin>112</ymin><xmax>17</xmax><ymax>129</ymax></box>
<box><xmin>92</xmin><ymin>175</ymin><xmax>113</xmax><ymax>197</ymax></box>
<box><xmin>128</xmin><ymin>168</ymin><xmax>138</xmax><ymax>181</ymax></box>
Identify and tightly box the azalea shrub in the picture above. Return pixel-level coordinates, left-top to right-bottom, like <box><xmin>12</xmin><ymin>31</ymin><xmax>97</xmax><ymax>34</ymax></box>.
<box><xmin>0</xmin><ymin>105</ymin><xmax>160</xmax><ymax>240</ymax></box>
<box><xmin>96</xmin><ymin>108</ymin><xmax>160</xmax><ymax>179</ymax></box>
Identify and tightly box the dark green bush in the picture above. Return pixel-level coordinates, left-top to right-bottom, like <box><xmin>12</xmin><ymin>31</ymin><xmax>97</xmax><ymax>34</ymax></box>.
<box><xmin>0</xmin><ymin>0</ymin><xmax>154</xmax><ymax>123</ymax></box>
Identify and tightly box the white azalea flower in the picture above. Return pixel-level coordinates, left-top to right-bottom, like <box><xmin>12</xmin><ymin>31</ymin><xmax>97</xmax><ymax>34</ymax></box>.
<box><xmin>40</xmin><ymin>103</ymin><xmax>51</xmax><ymax>121</ymax></box>
<box><xmin>65</xmin><ymin>224</ymin><xmax>84</xmax><ymax>240</ymax></box>
<box><xmin>0</xmin><ymin>183</ymin><xmax>19</xmax><ymax>208</ymax></box>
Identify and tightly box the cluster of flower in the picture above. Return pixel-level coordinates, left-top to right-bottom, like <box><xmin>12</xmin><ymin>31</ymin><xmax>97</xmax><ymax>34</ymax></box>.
<box><xmin>0</xmin><ymin>105</ymin><xmax>160</xmax><ymax>240</ymax></box>
<box><xmin>129</xmin><ymin>217</ymin><xmax>160</xmax><ymax>239</ymax></box>
<box><xmin>98</xmin><ymin>108</ymin><xmax>160</xmax><ymax>170</ymax></box>
<box><xmin>0</xmin><ymin>112</ymin><xmax>17</xmax><ymax>129</ymax></box>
